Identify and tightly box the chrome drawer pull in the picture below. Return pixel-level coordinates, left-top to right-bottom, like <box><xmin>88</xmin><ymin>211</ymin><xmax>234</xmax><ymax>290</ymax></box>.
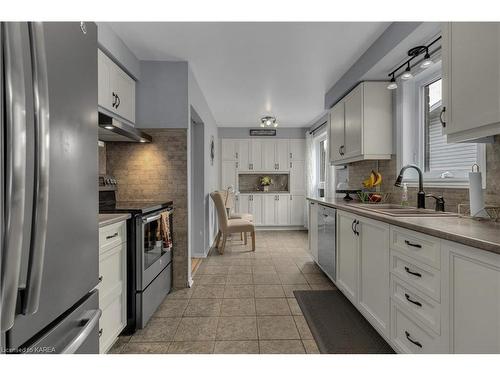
<box><xmin>106</xmin><ymin>232</ymin><xmax>119</xmax><ymax>240</ymax></box>
<box><xmin>405</xmin><ymin>331</ymin><xmax>422</xmax><ymax>348</ymax></box>
<box><xmin>404</xmin><ymin>266</ymin><xmax>422</xmax><ymax>278</ymax></box>
<box><xmin>404</xmin><ymin>240</ymin><xmax>422</xmax><ymax>248</ymax></box>
<box><xmin>405</xmin><ymin>293</ymin><xmax>422</xmax><ymax>307</ymax></box>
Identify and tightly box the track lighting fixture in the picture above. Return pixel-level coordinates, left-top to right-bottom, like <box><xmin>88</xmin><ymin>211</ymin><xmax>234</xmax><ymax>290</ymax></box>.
<box><xmin>420</xmin><ymin>47</ymin><xmax>434</xmax><ymax>69</ymax></box>
<box><xmin>401</xmin><ymin>62</ymin><xmax>413</xmax><ymax>80</ymax></box>
<box><xmin>387</xmin><ymin>74</ymin><xmax>397</xmax><ymax>90</ymax></box>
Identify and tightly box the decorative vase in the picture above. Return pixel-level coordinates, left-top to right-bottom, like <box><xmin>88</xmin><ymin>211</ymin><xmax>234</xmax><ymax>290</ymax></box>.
<box><xmin>263</xmin><ymin>185</ymin><xmax>269</xmax><ymax>192</ymax></box>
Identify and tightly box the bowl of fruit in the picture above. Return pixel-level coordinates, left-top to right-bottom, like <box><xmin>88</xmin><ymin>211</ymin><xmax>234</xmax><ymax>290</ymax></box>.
<box><xmin>358</xmin><ymin>170</ymin><xmax>390</xmax><ymax>204</ymax></box>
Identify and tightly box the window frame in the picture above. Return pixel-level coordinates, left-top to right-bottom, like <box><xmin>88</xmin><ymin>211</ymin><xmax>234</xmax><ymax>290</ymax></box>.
<box><xmin>314</xmin><ymin>132</ymin><xmax>328</xmax><ymax>192</ymax></box>
<box><xmin>396</xmin><ymin>59</ymin><xmax>486</xmax><ymax>188</ymax></box>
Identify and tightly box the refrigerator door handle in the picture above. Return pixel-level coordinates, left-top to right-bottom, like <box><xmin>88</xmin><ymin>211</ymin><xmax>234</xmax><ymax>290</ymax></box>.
<box><xmin>24</xmin><ymin>22</ymin><xmax>51</xmax><ymax>315</ymax></box>
<box><xmin>1</xmin><ymin>22</ymin><xmax>28</xmax><ymax>332</ymax></box>
<box><xmin>61</xmin><ymin>309</ymin><xmax>102</xmax><ymax>354</ymax></box>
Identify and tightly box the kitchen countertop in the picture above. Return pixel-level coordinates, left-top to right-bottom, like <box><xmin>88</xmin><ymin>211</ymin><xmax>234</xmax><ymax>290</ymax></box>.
<box><xmin>99</xmin><ymin>213</ymin><xmax>131</xmax><ymax>228</ymax></box>
<box><xmin>307</xmin><ymin>197</ymin><xmax>500</xmax><ymax>255</ymax></box>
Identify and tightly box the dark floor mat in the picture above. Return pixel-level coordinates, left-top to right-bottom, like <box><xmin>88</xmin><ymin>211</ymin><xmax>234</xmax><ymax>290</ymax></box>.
<box><xmin>294</xmin><ymin>290</ymin><xmax>395</xmax><ymax>354</ymax></box>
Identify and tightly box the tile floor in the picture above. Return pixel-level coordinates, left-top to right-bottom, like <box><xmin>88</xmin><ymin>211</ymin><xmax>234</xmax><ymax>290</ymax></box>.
<box><xmin>111</xmin><ymin>230</ymin><xmax>336</xmax><ymax>354</ymax></box>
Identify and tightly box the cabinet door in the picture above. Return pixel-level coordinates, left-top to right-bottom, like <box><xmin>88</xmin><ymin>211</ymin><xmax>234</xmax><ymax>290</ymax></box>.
<box><xmin>329</xmin><ymin>101</ymin><xmax>345</xmax><ymax>163</ymax></box>
<box><xmin>275</xmin><ymin>140</ymin><xmax>289</xmax><ymax>171</ymax></box>
<box><xmin>290</xmin><ymin>160</ymin><xmax>305</xmax><ymax>194</ymax></box>
<box><xmin>110</xmin><ymin>63</ymin><xmax>136</xmax><ymax>123</ymax></box>
<box><xmin>308</xmin><ymin>201</ymin><xmax>319</xmax><ymax>261</ymax></box>
<box><xmin>276</xmin><ymin>195</ymin><xmax>290</xmax><ymax>225</ymax></box>
<box><xmin>262</xmin><ymin>140</ymin><xmax>276</xmax><ymax>171</ymax></box>
<box><xmin>250</xmin><ymin>139</ymin><xmax>263</xmax><ymax>171</ymax></box>
<box><xmin>250</xmin><ymin>195</ymin><xmax>263</xmax><ymax>225</ymax></box>
<box><xmin>290</xmin><ymin>195</ymin><xmax>305</xmax><ymax>226</ymax></box>
<box><xmin>97</xmin><ymin>50</ymin><xmax>113</xmax><ymax>111</ymax></box>
<box><xmin>221</xmin><ymin>160</ymin><xmax>237</xmax><ymax>190</ymax></box>
<box><xmin>444</xmin><ymin>242</ymin><xmax>500</xmax><ymax>353</ymax></box>
<box><xmin>221</xmin><ymin>139</ymin><xmax>238</xmax><ymax>161</ymax></box>
<box><xmin>358</xmin><ymin>217</ymin><xmax>390</xmax><ymax>336</ymax></box>
<box><xmin>336</xmin><ymin>211</ymin><xmax>358</xmax><ymax>304</ymax></box>
<box><xmin>262</xmin><ymin>195</ymin><xmax>276</xmax><ymax>225</ymax></box>
<box><xmin>289</xmin><ymin>139</ymin><xmax>305</xmax><ymax>161</ymax></box>
<box><xmin>237</xmin><ymin>194</ymin><xmax>249</xmax><ymax>215</ymax></box>
<box><xmin>344</xmin><ymin>84</ymin><xmax>363</xmax><ymax>159</ymax></box>
<box><xmin>237</xmin><ymin>140</ymin><xmax>250</xmax><ymax>171</ymax></box>
<box><xmin>443</xmin><ymin>23</ymin><xmax>500</xmax><ymax>138</ymax></box>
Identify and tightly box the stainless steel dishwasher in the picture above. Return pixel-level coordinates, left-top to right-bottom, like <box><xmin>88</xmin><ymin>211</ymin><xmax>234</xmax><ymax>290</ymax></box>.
<box><xmin>317</xmin><ymin>204</ymin><xmax>336</xmax><ymax>282</ymax></box>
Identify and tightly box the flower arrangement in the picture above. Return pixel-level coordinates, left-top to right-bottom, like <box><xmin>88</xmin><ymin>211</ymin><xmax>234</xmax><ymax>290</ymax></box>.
<box><xmin>260</xmin><ymin>176</ymin><xmax>273</xmax><ymax>191</ymax></box>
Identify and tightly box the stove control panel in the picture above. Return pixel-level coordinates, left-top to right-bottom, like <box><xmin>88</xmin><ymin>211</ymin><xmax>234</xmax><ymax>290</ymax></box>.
<box><xmin>99</xmin><ymin>175</ymin><xmax>117</xmax><ymax>191</ymax></box>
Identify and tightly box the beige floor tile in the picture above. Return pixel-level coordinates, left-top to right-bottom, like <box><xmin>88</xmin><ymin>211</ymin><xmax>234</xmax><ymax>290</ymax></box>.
<box><xmin>259</xmin><ymin>340</ymin><xmax>305</xmax><ymax>354</ymax></box>
<box><xmin>154</xmin><ymin>298</ymin><xmax>189</xmax><ymax>317</ymax></box>
<box><xmin>302</xmin><ymin>339</ymin><xmax>320</xmax><ymax>354</ymax></box>
<box><xmin>184</xmin><ymin>299</ymin><xmax>222</xmax><ymax>317</ymax></box>
<box><xmin>173</xmin><ymin>317</ymin><xmax>219</xmax><ymax>341</ymax></box>
<box><xmin>228</xmin><ymin>265</ymin><xmax>252</xmax><ymax>274</ymax></box>
<box><xmin>191</xmin><ymin>285</ymin><xmax>225</xmax><ymax>299</ymax></box>
<box><xmin>257</xmin><ymin>316</ymin><xmax>299</xmax><ymax>340</ymax></box>
<box><xmin>299</xmin><ymin>263</ymin><xmax>322</xmax><ymax>274</ymax></box>
<box><xmin>223</xmin><ymin>284</ymin><xmax>255</xmax><ymax>298</ymax></box>
<box><xmin>220</xmin><ymin>298</ymin><xmax>256</xmax><ymax>316</ymax></box>
<box><xmin>278</xmin><ymin>273</ymin><xmax>308</xmax><ymax>284</ymax></box>
<box><xmin>121</xmin><ymin>342</ymin><xmax>170</xmax><ymax>354</ymax></box>
<box><xmin>303</xmin><ymin>273</ymin><xmax>330</xmax><ymax>284</ymax></box>
<box><xmin>194</xmin><ymin>275</ymin><xmax>227</xmax><ymax>285</ymax></box>
<box><xmin>282</xmin><ymin>284</ymin><xmax>311</xmax><ymax>298</ymax></box>
<box><xmin>309</xmin><ymin>283</ymin><xmax>336</xmax><ymax>291</ymax></box>
<box><xmin>108</xmin><ymin>336</ymin><xmax>130</xmax><ymax>354</ymax></box>
<box><xmin>214</xmin><ymin>340</ymin><xmax>259</xmax><ymax>354</ymax></box>
<box><xmin>287</xmin><ymin>298</ymin><xmax>303</xmax><ymax>316</ymax></box>
<box><xmin>230</xmin><ymin>259</ymin><xmax>252</xmax><ymax>266</ymax></box>
<box><xmin>255</xmin><ymin>298</ymin><xmax>291</xmax><ymax>315</ymax></box>
<box><xmin>252</xmin><ymin>273</ymin><xmax>281</xmax><ymax>285</ymax></box>
<box><xmin>198</xmin><ymin>265</ymin><xmax>229</xmax><ymax>275</ymax></box>
<box><xmin>129</xmin><ymin>318</ymin><xmax>180</xmax><ymax>342</ymax></box>
<box><xmin>226</xmin><ymin>273</ymin><xmax>253</xmax><ymax>285</ymax></box>
<box><xmin>168</xmin><ymin>288</ymin><xmax>194</xmax><ymax>299</ymax></box>
<box><xmin>251</xmin><ymin>259</ymin><xmax>274</xmax><ymax>266</ymax></box>
<box><xmin>293</xmin><ymin>315</ymin><xmax>314</xmax><ymax>339</ymax></box>
<box><xmin>254</xmin><ymin>285</ymin><xmax>285</xmax><ymax>298</ymax></box>
<box><xmin>167</xmin><ymin>341</ymin><xmax>215</xmax><ymax>354</ymax></box>
<box><xmin>216</xmin><ymin>316</ymin><xmax>258</xmax><ymax>340</ymax></box>
<box><xmin>251</xmin><ymin>265</ymin><xmax>276</xmax><ymax>274</ymax></box>
<box><xmin>274</xmin><ymin>265</ymin><xmax>300</xmax><ymax>274</ymax></box>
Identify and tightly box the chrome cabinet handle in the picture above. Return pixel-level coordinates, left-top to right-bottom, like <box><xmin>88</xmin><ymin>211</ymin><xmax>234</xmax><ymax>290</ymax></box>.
<box><xmin>405</xmin><ymin>331</ymin><xmax>422</xmax><ymax>348</ymax></box>
<box><xmin>24</xmin><ymin>22</ymin><xmax>51</xmax><ymax>315</ymax></box>
<box><xmin>404</xmin><ymin>266</ymin><xmax>422</xmax><ymax>278</ymax></box>
<box><xmin>106</xmin><ymin>232</ymin><xmax>118</xmax><ymax>240</ymax></box>
<box><xmin>1</xmin><ymin>22</ymin><xmax>28</xmax><ymax>332</ymax></box>
<box><xmin>290</xmin><ymin>162</ymin><xmax>293</xmax><ymax>168</ymax></box>
<box><xmin>61</xmin><ymin>309</ymin><xmax>102</xmax><ymax>354</ymax></box>
<box><xmin>143</xmin><ymin>214</ymin><xmax>162</xmax><ymax>224</ymax></box>
<box><xmin>289</xmin><ymin>152</ymin><xmax>292</xmax><ymax>158</ymax></box>
<box><xmin>235</xmin><ymin>152</ymin><xmax>238</xmax><ymax>159</ymax></box>
<box><xmin>355</xmin><ymin>220</ymin><xmax>360</xmax><ymax>236</ymax></box>
<box><xmin>405</xmin><ymin>293</ymin><xmax>422</xmax><ymax>307</ymax></box>
<box><xmin>440</xmin><ymin>107</ymin><xmax>446</xmax><ymax>128</ymax></box>
<box><xmin>115</xmin><ymin>94</ymin><xmax>120</xmax><ymax>108</ymax></box>
<box><xmin>351</xmin><ymin>219</ymin><xmax>357</xmax><ymax>234</ymax></box>
<box><xmin>236</xmin><ymin>162</ymin><xmax>239</xmax><ymax>168</ymax></box>
<box><xmin>405</xmin><ymin>240</ymin><xmax>422</xmax><ymax>248</ymax></box>
<box><xmin>112</xmin><ymin>92</ymin><xmax>117</xmax><ymax>108</ymax></box>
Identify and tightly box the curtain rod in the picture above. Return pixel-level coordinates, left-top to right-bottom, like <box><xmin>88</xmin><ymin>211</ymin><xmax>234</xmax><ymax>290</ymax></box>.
<box><xmin>309</xmin><ymin>121</ymin><xmax>328</xmax><ymax>135</ymax></box>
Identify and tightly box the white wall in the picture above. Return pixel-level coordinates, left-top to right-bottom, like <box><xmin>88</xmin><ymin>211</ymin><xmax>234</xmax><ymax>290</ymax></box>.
<box><xmin>188</xmin><ymin>66</ymin><xmax>219</xmax><ymax>257</ymax></box>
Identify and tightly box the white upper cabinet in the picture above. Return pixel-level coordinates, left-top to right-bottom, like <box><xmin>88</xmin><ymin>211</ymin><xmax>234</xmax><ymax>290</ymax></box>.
<box><xmin>98</xmin><ymin>49</ymin><xmax>136</xmax><ymax>124</ymax></box>
<box><xmin>261</xmin><ymin>139</ymin><xmax>289</xmax><ymax>171</ymax></box>
<box><xmin>237</xmin><ymin>140</ymin><xmax>250</xmax><ymax>171</ymax></box>
<box><xmin>221</xmin><ymin>139</ymin><xmax>238</xmax><ymax>161</ymax></box>
<box><xmin>442</xmin><ymin>23</ymin><xmax>500</xmax><ymax>142</ymax></box>
<box><xmin>262</xmin><ymin>140</ymin><xmax>277</xmax><ymax>171</ymax></box>
<box><xmin>221</xmin><ymin>160</ymin><xmax>237</xmax><ymax>190</ymax></box>
<box><xmin>329</xmin><ymin>81</ymin><xmax>392</xmax><ymax>165</ymax></box>
<box><xmin>288</xmin><ymin>139</ymin><xmax>305</xmax><ymax>161</ymax></box>
<box><xmin>250</xmin><ymin>140</ymin><xmax>263</xmax><ymax>171</ymax></box>
<box><xmin>275</xmin><ymin>140</ymin><xmax>289</xmax><ymax>171</ymax></box>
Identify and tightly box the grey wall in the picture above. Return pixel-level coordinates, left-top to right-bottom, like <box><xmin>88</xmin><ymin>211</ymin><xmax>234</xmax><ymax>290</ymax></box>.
<box><xmin>97</xmin><ymin>23</ymin><xmax>141</xmax><ymax>80</ymax></box>
<box><xmin>136</xmin><ymin>61</ymin><xmax>189</xmax><ymax>128</ymax></box>
<box><xmin>324</xmin><ymin>22</ymin><xmax>422</xmax><ymax>110</ymax></box>
<box><xmin>219</xmin><ymin>127</ymin><xmax>308</xmax><ymax>139</ymax></box>
<box><xmin>188</xmin><ymin>66</ymin><xmax>219</xmax><ymax>257</ymax></box>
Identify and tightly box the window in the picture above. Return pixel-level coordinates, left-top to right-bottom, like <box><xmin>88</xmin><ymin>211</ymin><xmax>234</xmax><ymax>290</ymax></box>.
<box><xmin>319</xmin><ymin>139</ymin><xmax>327</xmax><ymax>184</ymax></box>
<box><xmin>314</xmin><ymin>133</ymin><xmax>328</xmax><ymax>197</ymax></box>
<box><xmin>398</xmin><ymin>60</ymin><xmax>485</xmax><ymax>186</ymax></box>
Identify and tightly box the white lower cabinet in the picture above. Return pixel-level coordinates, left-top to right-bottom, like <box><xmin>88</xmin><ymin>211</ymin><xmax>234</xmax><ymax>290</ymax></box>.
<box><xmin>262</xmin><ymin>194</ymin><xmax>289</xmax><ymax>226</ymax></box>
<box><xmin>289</xmin><ymin>195</ymin><xmax>305</xmax><ymax>226</ymax></box>
<box><xmin>238</xmin><ymin>194</ymin><xmax>263</xmax><ymax>225</ymax></box>
<box><xmin>98</xmin><ymin>221</ymin><xmax>127</xmax><ymax>354</ymax></box>
<box><xmin>336</xmin><ymin>210</ymin><xmax>358</xmax><ymax>304</ymax></box>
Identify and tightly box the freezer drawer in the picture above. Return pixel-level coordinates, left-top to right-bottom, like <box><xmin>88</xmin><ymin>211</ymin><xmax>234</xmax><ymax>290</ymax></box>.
<box><xmin>19</xmin><ymin>291</ymin><xmax>100</xmax><ymax>354</ymax></box>
<box><xmin>317</xmin><ymin>205</ymin><xmax>336</xmax><ymax>282</ymax></box>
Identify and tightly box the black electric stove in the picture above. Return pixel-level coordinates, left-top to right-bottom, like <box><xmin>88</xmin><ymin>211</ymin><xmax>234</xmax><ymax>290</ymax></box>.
<box><xmin>98</xmin><ymin>175</ymin><xmax>174</xmax><ymax>333</ymax></box>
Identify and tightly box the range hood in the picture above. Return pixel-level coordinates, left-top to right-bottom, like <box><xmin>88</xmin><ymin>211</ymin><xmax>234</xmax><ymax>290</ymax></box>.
<box><xmin>98</xmin><ymin>112</ymin><xmax>152</xmax><ymax>143</ymax></box>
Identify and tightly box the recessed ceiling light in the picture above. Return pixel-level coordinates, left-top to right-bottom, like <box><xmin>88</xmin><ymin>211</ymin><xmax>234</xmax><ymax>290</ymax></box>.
<box><xmin>104</xmin><ymin>125</ymin><xmax>114</xmax><ymax>130</ymax></box>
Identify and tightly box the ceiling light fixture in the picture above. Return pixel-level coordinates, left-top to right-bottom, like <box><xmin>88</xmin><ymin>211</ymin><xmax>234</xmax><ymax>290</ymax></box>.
<box><xmin>104</xmin><ymin>125</ymin><xmax>114</xmax><ymax>130</ymax></box>
<box><xmin>260</xmin><ymin>116</ymin><xmax>278</xmax><ymax>128</ymax></box>
<box><xmin>387</xmin><ymin>74</ymin><xmax>398</xmax><ymax>90</ymax></box>
<box><xmin>401</xmin><ymin>62</ymin><xmax>413</xmax><ymax>80</ymax></box>
<box><xmin>420</xmin><ymin>47</ymin><xmax>434</xmax><ymax>69</ymax></box>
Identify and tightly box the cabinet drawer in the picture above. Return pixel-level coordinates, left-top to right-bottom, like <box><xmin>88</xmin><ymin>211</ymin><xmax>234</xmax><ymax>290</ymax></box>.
<box><xmin>391</xmin><ymin>275</ymin><xmax>441</xmax><ymax>334</ymax></box>
<box><xmin>99</xmin><ymin>294</ymin><xmax>126</xmax><ymax>353</ymax></box>
<box><xmin>390</xmin><ymin>251</ymin><xmax>441</xmax><ymax>302</ymax></box>
<box><xmin>391</xmin><ymin>302</ymin><xmax>446</xmax><ymax>354</ymax></box>
<box><xmin>99</xmin><ymin>221</ymin><xmax>126</xmax><ymax>254</ymax></box>
<box><xmin>390</xmin><ymin>226</ymin><xmax>440</xmax><ymax>269</ymax></box>
<box><xmin>98</xmin><ymin>243</ymin><xmax>125</xmax><ymax>302</ymax></box>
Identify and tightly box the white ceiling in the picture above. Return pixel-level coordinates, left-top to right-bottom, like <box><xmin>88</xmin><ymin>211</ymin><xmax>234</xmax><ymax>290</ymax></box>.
<box><xmin>108</xmin><ymin>22</ymin><xmax>390</xmax><ymax>128</ymax></box>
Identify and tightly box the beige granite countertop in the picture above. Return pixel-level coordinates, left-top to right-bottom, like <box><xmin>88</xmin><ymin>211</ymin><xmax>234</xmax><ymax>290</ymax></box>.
<box><xmin>99</xmin><ymin>213</ymin><xmax>131</xmax><ymax>228</ymax></box>
<box><xmin>307</xmin><ymin>197</ymin><xmax>500</xmax><ymax>255</ymax></box>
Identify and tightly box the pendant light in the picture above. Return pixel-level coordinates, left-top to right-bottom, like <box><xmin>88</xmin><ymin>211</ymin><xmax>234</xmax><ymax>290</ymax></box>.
<box><xmin>387</xmin><ymin>74</ymin><xmax>398</xmax><ymax>90</ymax></box>
<box><xmin>420</xmin><ymin>47</ymin><xmax>434</xmax><ymax>69</ymax></box>
<box><xmin>401</xmin><ymin>62</ymin><xmax>413</xmax><ymax>80</ymax></box>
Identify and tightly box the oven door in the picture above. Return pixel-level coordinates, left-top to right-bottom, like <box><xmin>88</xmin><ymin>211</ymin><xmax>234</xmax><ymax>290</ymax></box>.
<box><xmin>137</xmin><ymin>209</ymin><xmax>173</xmax><ymax>290</ymax></box>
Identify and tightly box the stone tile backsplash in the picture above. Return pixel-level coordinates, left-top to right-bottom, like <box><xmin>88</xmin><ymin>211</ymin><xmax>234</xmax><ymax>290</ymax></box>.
<box><xmin>345</xmin><ymin>136</ymin><xmax>500</xmax><ymax>213</ymax></box>
<box><xmin>105</xmin><ymin>129</ymin><xmax>189</xmax><ymax>288</ymax></box>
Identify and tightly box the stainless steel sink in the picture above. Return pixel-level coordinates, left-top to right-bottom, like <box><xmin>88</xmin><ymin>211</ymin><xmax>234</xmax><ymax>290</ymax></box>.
<box><xmin>347</xmin><ymin>203</ymin><xmax>459</xmax><ymax>217</ymax></box>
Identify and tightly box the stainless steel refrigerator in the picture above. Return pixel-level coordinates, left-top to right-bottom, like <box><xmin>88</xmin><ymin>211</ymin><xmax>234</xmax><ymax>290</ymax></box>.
<box><xmin>1</xmin><ymin>22</ymin><xmax>100</xmax><ymax>354</ymax></box>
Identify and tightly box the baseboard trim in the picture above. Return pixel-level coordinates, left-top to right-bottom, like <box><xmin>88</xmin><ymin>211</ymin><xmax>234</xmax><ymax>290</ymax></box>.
<box><xmin>256</xmin><ymin>226</ymin><xmax>307</xmax><ymax>231</ymax></box>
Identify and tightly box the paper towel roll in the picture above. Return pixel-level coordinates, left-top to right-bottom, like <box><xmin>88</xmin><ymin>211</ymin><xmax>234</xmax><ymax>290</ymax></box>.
<box><xmin>469</xmin><ymin>167</ymin><xmax>488</xmax><ymax>218</ymax></box>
